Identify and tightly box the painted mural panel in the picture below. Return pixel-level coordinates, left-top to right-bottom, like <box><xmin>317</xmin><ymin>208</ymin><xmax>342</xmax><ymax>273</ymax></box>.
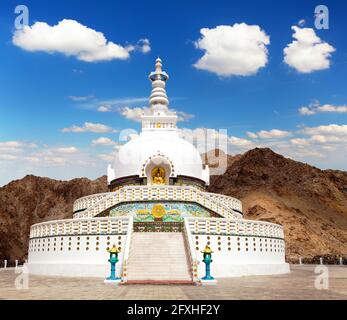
<box><xmin>109</xmin><ymin>202</ymin><xmax>211</xmax><ymax>222</ymax></box>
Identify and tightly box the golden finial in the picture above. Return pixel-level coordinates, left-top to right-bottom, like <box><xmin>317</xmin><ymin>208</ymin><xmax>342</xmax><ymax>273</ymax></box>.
<box><xmin>108</xmin><ymin>244</ymin><xmax>120</xmax><ymax>254</ymax></box>
<box><xmin>201</xmin><ymin>245</ymin><xmax>213</xmax><ymax>254</ymax></box>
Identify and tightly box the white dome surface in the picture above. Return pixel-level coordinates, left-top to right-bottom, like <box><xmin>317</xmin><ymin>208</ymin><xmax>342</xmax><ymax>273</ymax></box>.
<box><xmin>113</xmin><ymin>131</ymin><xmax>204</xmax><ymax>182</ymax></box>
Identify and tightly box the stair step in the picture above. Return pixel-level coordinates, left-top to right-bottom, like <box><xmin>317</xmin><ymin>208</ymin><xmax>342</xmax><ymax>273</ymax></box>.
<box><xmin>126</xmin><ymin>232</ymin><xmax>192</xmax><ymax>282</ymax></box>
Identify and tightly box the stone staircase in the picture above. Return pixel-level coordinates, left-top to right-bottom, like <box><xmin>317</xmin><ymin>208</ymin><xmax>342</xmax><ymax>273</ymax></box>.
<box><xmin>126</xmin><ymin>232</ymin><xmax>193</xmax><ymax>284</ymax></box>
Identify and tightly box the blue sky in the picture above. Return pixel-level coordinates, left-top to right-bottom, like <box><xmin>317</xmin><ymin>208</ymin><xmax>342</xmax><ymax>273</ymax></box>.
<box><xmin>0</xmin><ymin>0</ymin><xmax>347</xmax><ymax>186</ymax></box>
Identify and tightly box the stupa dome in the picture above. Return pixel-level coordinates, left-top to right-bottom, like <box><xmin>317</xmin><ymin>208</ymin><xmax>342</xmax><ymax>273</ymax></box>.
<box><xmin>107</xmin><ymin>58</ymin><xmax>209</xmax><ymax>187</ymax></box>
<box><xmin>113</xmin><ymin>131</ymin><xmax>206</xmax><ymax>182</ymax></box>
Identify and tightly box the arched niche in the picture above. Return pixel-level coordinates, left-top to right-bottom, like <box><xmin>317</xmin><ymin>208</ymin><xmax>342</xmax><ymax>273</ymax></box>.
<box><xmin>144</xmin><ymin>156</ymin><xmax>172</xmax><ymax>185</ymax></box>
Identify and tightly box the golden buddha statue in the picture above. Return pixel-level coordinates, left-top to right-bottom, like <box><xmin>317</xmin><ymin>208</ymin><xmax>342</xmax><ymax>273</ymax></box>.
<box><xmin>152</xmin><ymin>167</ymin><xmax>165</xmax><ymax>185</ymax></box>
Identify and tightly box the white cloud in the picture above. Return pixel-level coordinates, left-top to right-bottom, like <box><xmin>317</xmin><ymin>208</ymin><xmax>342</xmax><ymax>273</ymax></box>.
<box><xmin>284</xmin><ymin>26</ymin><xmax>335</xmax><ymax>73</ymax></box>
<box><xmin>126</xmin><ymin>38</ymin><xmax>151</xmax><ymax>54</ymax></box>
<box><xmin>290</xmin><ymin>138</ymin><xmax>310</xmax><ymax>146</ymax></box>
<box><xmin>298</xmin><ymin>19</ymin><xmax>306</xmax><ymax>27</ymax></box>
<box><xmin>0</xmin><ymin>140</ymin><xmax>37</xmax><ymax>154</ymax></box>
<box><xmin>229</xmin><ymin>136</ymin><xmax>255</xmax><ymax>148</ymax></box>
<box><xmin>247</xmin><ymin>129</ymin><xmax>291</xmax><ymax>139</ymax></box>
<box><xmin>299</xmin><ymin>101</ymin><xmax>347</xmax><ymax>115</ymax></box>
<box><xmin>0</xmin><ymin>141</ymin><xmax>24</xmax><ymax>148</ymax></box>
<box><xmin>0</xmin><ymin>154</ymin><xmax>18</xmax><ymax>160</ymax></box>
<box><xmin>193</xmin><ymin>23</ymin><xmax>270</xmax><ymax>76</ymax></box>
<box><xmin>120</xmin><ymin>106</ymin><xmax>151</xmax><ymax>122</ymax></box>
<box><xmin>97</xmin><ymin>105</ymin><xmax>112</xmax><ymax>112</ymax></box>
<box><xmin>61</xmin><ymin>122</ymin><xmax>117</xmax><ymax>133</ymax></box>
<box><xmin>98</xmin><ymin>153</ymin><xmax>115</xmax><ymax>162</ymax></box>
<box><xmin>176</xmin><ymin>111</ymin><xmax>195</xmax><ymax>122</ymax></box>
<box><xmin>299</xmin><ymin>106</ymin><xmax>316</xmax><ymax>115</ymax></box>
<box><xmin>54</xmin><ymin>146</ymin><xmax>79</xmax><ymax>154</ymax></box>
<box><xmin>246</xmin><ymin>131</ymin><xmax>259</xmax><ymax>139</ymax></box>
<box><xmin>300</xmin><ymin>124</ymin><xmax>347</xmax><ymax>137</ymax></box>
<box><xmin>91</xmin><ymin>137</ymin><xmax>117</xmax><ymax>146</ymax></box>
<box><xmin>298</xmin><ymin>125</ymin><xmax>347</xmax><ymax>147</ymax></box>
<box><xmin>13</xmin><ymin>19</ymin><xmax>149</xmax><ymax>62</ymax></box>
<box><xmin>139</xmin><ymin>39</ymin><xmax>151</xmax><ymax>53</ymax></box>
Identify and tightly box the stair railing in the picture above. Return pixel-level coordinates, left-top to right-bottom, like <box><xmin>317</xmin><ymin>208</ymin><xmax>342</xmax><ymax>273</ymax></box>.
<box><xmin>121</xmin><ymin>216</ymin><xmax>134</xmax><ymax>283</ymax></box>
<box><xmin>183</xmin><ymin>217</ymin><xmax>199</xmax><ymax>282</ymax></box>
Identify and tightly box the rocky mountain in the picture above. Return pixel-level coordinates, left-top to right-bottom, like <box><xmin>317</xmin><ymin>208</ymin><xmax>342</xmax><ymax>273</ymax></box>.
<box><xmin>0</xmin><ymin>148</ymin><xmax>346</xmax><ymax>263</ymax></box>
<box><xmin>207</xmin><ymin>148</ymin><xmax>347</xmax><ymax>262</ymax></box>
<box><xmin>0</xmin><ymin>175</ymin><xmax>108</xmax><ymax>262</ymax></box>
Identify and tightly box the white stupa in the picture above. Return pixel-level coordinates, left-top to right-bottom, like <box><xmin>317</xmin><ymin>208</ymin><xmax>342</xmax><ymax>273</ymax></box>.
<box><xmin>27</xmin><ymin>59</ymin><xmax>289</xmax><ymax>282</ymax></box>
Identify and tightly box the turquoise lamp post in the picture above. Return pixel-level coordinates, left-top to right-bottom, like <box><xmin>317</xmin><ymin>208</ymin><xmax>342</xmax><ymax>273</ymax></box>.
<box><xmin>201</xmin><ymin>245</ymin><xmax>215</xmax><ymax>281</ymax></box>
<box><xmin>105</xmin><ymin>245</ymin><xmax>121</xmax><ymax>282</ymax></box>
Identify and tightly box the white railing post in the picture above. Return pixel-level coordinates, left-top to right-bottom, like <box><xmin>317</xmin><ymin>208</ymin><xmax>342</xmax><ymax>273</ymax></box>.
<box><xmin>183</xmin><ymin>218</ymin><xmax>199</xmax><ymax>282</ymax></box>
<box><xmin>121</xmin><ymin>216</ymin><xmax>134</xmax><ymax>283</ymax></box>
<box><xmin>15</xmin><ymin>260</ymin><xmax>18</xmax><ymax>269</ymax></box>
<box><xmin>4</xmin><ymin>260</ymin><xmax>7</xmax><ymax>269</ymax></box>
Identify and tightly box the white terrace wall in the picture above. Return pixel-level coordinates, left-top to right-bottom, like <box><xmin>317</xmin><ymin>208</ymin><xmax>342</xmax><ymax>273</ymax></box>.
<box><xmin>186</xmin><ymin>217</ymin><xmax>290</xmax><ymax>277</ymax></box>
<box><xmin>28</xmin><ymin>217</ymin><xmax>132</xmax><ymax>278</ymax></box>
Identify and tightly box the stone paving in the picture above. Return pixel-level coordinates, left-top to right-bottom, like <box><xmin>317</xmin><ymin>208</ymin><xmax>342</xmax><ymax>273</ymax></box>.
<box><xmin>0</xmin><ymin>265</ymin><xmax>346</xmax><ymax>300</ymax></box>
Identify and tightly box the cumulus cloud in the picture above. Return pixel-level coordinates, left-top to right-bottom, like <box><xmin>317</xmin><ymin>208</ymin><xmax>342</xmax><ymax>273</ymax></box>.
<box><xmin>0</xmin><ymin>140</ymin><xmax>37</xmax><ymax>155</ymax></box>
<box><xmin>97</xmin><ymin>105</ymin><xmax>113</xmax><ymax>112</ymax></box>
<box><xmin>300</xmin><ymin>124</ymin><xmax>347</xmax><ymax>137</ymax></box>
<box><xmin>126</xmin><ymin>38</ymin><xmax>151</xmax><ymax>54</ymax></box>
<box><xmin>229</xmin><ymin>136</ymin><xmax>255</xmax><ymax>148</ymax></box>
<box><xmin>12</xmin><ymin>19</ymin><xmax>150</xmax><ymax>62</ymax></box>
<box><xmin>283</xmin><ymin>26</ymin><xmax>335</xmax><ymax>73</ymax></box>
<box><xmin>0</xmin><ymin>154</ymin><xmax>18</xmax><ymax>160</ymax></box>
<box><xmin>97</xmin><ymin>153</ymin><xmax>115</xmax><ymax>162</ymax></box>
<box><xmin>193</xmin><ymin>23</ymin><xmax>270</xmax><ymax>76</ymax></box>
<box><xmin>54</xmin><ymin>146</ymin><xmax>79</xmax><ymax>154</ymax></box>
<box><xmin>296</xmin><ymin>124</ymin><xmax>347</xmax><ymax>149</ymax></box>
<box><xmin>61</xmin><ymin>122</ymin><xmax>117</xmax><ymax>133</ymax></box>
<box><xmin>299</xmin><ymin>101</ymin><xmax>347</xmax><ymax>115</ymax></box>
<box><xmin>91</xmin><ymin>137</ymin><xmax>117</xmax><ymax>146</ymax></box>
<box><xmin>120</xmin><ymin>106</ymin><xmax>151</xmax><ymax>122</ymax></box>
<box><xmin>290</xmin><ymin>138</ymin><xmax>310</xmax><ymax>146</ymax></box>
<box><xmin>247</xmin><ymin>129</ymin><xmax>291</xmax><ymax>139</ymax></box>
<box><xmin>0</xmin><ymin>141</ymin><xmax>24</xmax><ymax>148</ymax></box>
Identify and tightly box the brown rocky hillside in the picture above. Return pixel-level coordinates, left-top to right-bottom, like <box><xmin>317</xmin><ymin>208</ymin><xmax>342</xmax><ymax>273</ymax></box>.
<box><xmin>0</xmin><ymin>175</ymin><xmax>107</xmax><ymax>262</ymax></box>
<box><xmin>207</xmin><ymin>148</ymin><xmax>347</xmax><ymax>262</ymax></box>
<box><xmin>0</xmin><ymin>148</ymin><xmax>346</xmax><ymax>263</ymax></box>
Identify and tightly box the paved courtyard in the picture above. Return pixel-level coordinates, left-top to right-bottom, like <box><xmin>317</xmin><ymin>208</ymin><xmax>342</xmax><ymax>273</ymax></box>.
<box><xmin>0</xmin><ymin>265</ymin><xmax>346</xmax><ymax>300</ymax></box>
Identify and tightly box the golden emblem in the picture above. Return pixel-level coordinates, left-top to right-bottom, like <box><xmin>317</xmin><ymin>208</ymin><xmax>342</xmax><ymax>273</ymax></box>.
<box><xmin>151</xmin><ymin>167</ymin><xmax>166</xmax><ymax>185</ymax></box>
<box><xmin>151</xmin><ymin>204</ymin><xmax>166</xmax><ymax>219</ymax></box>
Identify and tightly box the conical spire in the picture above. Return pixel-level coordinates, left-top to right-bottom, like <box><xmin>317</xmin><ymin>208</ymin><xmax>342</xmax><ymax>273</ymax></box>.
<box><xmin>148</xmin><ymin>57</ymin><xmax>170</xmax><ymax>114</ymax></box>
<box><xmin>141</xmin><ymin>58</ymin><xmax>177</xmax><ymax>132</ymax></box>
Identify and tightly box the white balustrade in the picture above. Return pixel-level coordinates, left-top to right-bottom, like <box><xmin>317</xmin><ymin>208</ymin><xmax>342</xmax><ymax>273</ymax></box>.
<box><xmin>73</xmin><ymin>185</ymin><xmax>243</xmax><ymax>221</ymax></box>
<box><xmin>29</xmin><ymin>216</ymin><xmax>131</xmax><ymax>239</ymax></box>
<box><xmin>186</xmin><ymin>217</ymin><xmax>285</xmax><ymax>239</ymax></box>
